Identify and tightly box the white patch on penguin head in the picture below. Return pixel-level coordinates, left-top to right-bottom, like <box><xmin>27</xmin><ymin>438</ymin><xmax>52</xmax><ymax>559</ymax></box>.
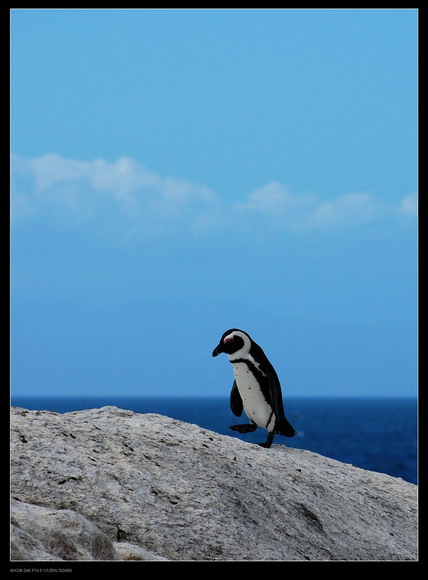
<box><xmin>223</xmin><ymin>330</ymin><xmax>252</xmax><ymax>360</ymax></box>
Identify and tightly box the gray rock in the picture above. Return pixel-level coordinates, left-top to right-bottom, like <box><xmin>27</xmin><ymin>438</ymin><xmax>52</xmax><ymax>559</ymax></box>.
<box><xmin>10</xmin><ymin>498</ymin><xmax>121</xmax><ymax>561</ymax></box>
<box><xmin>112</xmin><ymin>541</ymin><xmax>169</xmax><ymax>561</ymax></box>
<box><xmin>11</xmin><ymin>523</ymin><xmax>59</xmax><ymax>562</ymax></box>
<box><xmin>10</xmin><ymin>405</ymin><xmax>418</xmax><ymax>561</ymax></box>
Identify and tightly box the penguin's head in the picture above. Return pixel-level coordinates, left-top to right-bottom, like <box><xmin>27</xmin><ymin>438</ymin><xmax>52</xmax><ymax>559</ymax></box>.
<box><xmin>212</xmin><ymin>329</ymin><xmax>252</xmax><ymax>358</ymax></box>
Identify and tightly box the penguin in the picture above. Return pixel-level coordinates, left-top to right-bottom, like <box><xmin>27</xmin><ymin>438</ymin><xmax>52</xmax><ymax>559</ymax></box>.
<box><xmin>212</xmin><ymin>329</ymin><xmax>296</xmax><ymax>448</ymax></box>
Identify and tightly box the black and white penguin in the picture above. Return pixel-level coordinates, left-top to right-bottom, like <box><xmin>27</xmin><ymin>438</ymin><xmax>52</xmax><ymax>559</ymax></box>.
<box><xmin>212</xmin><ymin>328</ymin><xmax>296</xmax><ymax>448</ymax></box>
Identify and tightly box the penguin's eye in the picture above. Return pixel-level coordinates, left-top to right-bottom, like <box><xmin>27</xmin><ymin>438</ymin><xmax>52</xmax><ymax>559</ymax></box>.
<box><xmin>223</xmin><ymin>335</ymin><xmax>234</xmax><ymax>344</ymax></box>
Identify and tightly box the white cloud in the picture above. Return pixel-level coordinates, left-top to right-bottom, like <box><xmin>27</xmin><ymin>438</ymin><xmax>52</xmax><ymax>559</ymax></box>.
<box><xmin>11</xmin><ymin>153</ymin><xmax>222</xmax><ymax>240</ymax></box>
<box><xmin>233</xmin><ymin>182</ymin><xmax>416</xmax><ymax>233</ymax></box>
<box><xmin>235</xmin><ymin>181</ymin><xmax>316</xmax><ymax>217</ymax></box>
<box><xmin>307</xmin><ymin>192</ymin><xmax>385</xmax><ymax>229</ymax></box>
<box><xmin>22</xmin><ymin>154</ymin><xmax>217</xmax><ymax>211</ymax></box>
<box><xmin>395</xmin><ymin>192</ymin><xmax>418</xmax><ymax>217</ymax></box>
<box><xmin>11</xmin><ymin>153</ymin><xmax>417</xmax><ymax>242</ymax></box>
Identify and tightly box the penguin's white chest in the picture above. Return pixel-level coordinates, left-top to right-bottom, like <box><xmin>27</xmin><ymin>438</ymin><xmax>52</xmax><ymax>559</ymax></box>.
<box><xmin>232</xmin><ymin>362</ymin><xmax>276</xmax><ymax>431</ymax></box>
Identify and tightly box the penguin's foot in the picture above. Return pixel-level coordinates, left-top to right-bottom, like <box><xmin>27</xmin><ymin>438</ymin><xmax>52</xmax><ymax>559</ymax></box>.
<box><xmin>257</xmin><ymin>432</ymin><xmax>274</xmax><ymax>448</ymax></box>
<box><xmin>230</xmin><ymin>423</ymin><xmax>258</xmax><ymax>434</ymax></box>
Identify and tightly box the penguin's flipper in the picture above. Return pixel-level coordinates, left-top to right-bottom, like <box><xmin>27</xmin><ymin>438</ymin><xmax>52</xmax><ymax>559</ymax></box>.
<box><xmin>230</xmin><ymin>380</ymin><xmax>243</xmax><ymax>417</ymax></box>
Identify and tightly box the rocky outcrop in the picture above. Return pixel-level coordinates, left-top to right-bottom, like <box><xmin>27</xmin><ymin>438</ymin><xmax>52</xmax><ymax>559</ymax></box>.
<box><xmin>10</xmin><ymin>406</ymin><xmax>418</xmax><ymax>561</ymax></box>
<box><xmin>10</xmin><ymin>498</ymin><xmax>121</xmax><ymax>561</ymax></box>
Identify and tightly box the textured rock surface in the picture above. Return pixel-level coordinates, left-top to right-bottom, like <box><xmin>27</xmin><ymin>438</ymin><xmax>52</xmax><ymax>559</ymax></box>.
<box><xmin>10</xmin><ymin>406</ymin><xmax>417</xmax><ymax>561</ymax></box>
<box><xmin>10</xmin><ymin>498</ymin><xmax>120</xmax><ymax>561</ymax></box>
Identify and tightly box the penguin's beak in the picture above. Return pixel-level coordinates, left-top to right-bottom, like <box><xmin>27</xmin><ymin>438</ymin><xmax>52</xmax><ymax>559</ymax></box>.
<box><xmin>212</xmin><ymin>343</ymin><xmax>223</xmax><ymax>357</ymax></box>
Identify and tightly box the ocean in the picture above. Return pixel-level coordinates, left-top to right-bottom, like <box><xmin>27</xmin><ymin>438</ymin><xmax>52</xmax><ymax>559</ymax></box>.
<box><xmin>11</xmin><ymin>396</ymin><xmax>417</xmax><ymax>485</ymax></box>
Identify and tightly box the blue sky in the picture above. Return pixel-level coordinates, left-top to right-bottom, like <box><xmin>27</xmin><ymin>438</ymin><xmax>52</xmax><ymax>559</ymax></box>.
<box><xmin>11</xmin><ymin>8</ymin><xmax>418</xmax><ymax>398</ymax></box>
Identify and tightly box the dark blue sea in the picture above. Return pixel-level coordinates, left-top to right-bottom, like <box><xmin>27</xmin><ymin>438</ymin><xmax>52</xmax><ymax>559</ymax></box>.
<box><xmin>11</xmin><ymin>396</ymin><xmax>417</xmax><ymax>485</ymax></box>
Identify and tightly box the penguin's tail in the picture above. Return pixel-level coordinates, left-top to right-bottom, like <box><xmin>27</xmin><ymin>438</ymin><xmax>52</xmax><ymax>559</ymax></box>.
<box><xmin>276</xmin><ymin>417</ymin><xmax>297</xmax><ymax>438</ymax></box>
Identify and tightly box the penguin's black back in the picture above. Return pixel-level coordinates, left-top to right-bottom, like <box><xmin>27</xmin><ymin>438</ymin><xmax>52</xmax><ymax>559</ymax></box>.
<box><xmin>249</xmin><ymin>340</ymin><xmax>296</xmax><ymax>437</ymax></box>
